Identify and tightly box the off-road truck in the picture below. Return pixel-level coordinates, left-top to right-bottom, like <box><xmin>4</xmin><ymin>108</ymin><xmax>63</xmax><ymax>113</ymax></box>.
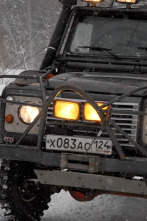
<box><xmin>1</xmin><ymin>0</ymin><xmax>147</xmax><ymax>220</ymax></box>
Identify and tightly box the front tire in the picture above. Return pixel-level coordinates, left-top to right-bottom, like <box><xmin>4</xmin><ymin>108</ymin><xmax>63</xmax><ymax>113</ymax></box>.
<box><xmin>0</xmin><ymin>160</ymin><xmax>52</xmax><ymax>221</ymax></box>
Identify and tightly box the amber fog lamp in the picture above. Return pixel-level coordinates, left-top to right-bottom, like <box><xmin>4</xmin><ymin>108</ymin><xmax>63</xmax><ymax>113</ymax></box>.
<box><xmin>116</xmin><ymin>0</ymin><xmax>137</xmax><ymax>3</ymax></box>
<box><xmin>5</xmin><ymin>115</ymin><xmax>13</xmax><ymax>124</ymax></box>
<box><xmin>82</xmin><ymin>0</ymin><xmax>104</xmax><ymax>3</ymax></box>
<box><xmin>54</xmin><ymin>100</ymin><xmax>80</xmax><ymax>121</ymax></box>
<box><xmin>84</xmin><ymin>102</ymin><xmax>107</xmax><ymax>122</ymax></box>
<box><xmin>19</xmin><ymin>105</ymin><xmax>40</xmax><ymax>124</ymax></box>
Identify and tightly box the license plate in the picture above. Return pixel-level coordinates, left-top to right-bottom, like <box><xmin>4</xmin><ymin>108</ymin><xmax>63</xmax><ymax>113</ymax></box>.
<box><xmin>46</xmin><ymin>135</ymin><xmax>112</xmax><ymax>155</ymax></box>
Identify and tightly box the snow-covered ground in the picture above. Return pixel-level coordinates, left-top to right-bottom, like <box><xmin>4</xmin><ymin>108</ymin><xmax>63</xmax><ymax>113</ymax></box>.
<box><xmin>42</xmin><ymin>190</ymin><xmax>147</xmax><ymax>221</ymax></box>
<box><xmin>0</xmin><ymin>189</ymin><xmax>147</xmax><ymax>220</ymax></box>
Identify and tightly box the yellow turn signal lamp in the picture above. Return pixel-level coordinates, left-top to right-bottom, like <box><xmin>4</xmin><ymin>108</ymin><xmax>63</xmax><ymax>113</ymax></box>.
<box><xmin>116</xmin><ymin>0</ymin><xmax>137</xmax><ymax>3</ymax></box>
<box><xmin>84</xmin><ymin>102</ymin><xmax>107</xmax><ymax>122</ymax></box>
<box><xmin>82</xmin><ymin>0</ymin><xmax>103</xmax><ymax>4</ymax></box>
<box><xmin>54</xmin><ymin>100</ymin><xmax>80</xmax><ymax>121</ymax></box>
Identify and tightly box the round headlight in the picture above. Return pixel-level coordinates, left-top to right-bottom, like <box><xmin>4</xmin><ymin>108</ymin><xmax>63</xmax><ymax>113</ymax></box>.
<box><xmin>19</xmin><ymin>105</ymin><xmax>40</xmax><ymax>124</ymax></box>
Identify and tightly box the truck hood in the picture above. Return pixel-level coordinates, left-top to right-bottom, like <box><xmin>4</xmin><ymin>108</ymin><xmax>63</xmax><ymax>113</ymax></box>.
<box><xmin>47</xmin><ymin>72</ymin><xmax>147</xmax><ymax>96</ymax></box>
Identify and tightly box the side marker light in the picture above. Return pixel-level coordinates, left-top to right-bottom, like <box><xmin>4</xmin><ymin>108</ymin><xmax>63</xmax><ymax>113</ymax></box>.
<box><xmin>5</xmin><ymin>115</ymin><xmax>14</xmax><ymax>124</ymax></box>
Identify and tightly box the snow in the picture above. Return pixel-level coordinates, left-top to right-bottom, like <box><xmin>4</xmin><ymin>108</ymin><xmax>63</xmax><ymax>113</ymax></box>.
<box><xmin>0</xmin><ymin>0</ymin><xmax>61</xmax><ymax>70</ymax></box>
<box><xmin>42</xmin><ymin>190</ymin><xmax>147</xmax><ymax>221</ymax></box>
<box><xmin>0</xmin><ymin>179</ymin><xmax>147</xmax><ymax>220</ymax></box>
<box><xmin>0</xmin><ymin>68</ymin><xmax>24</xmax><ymax>95</ymax></box>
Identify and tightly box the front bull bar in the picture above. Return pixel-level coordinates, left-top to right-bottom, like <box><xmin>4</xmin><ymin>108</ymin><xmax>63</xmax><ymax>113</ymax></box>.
<box><xmin>1</xmin><ymin>69</ymin><xmax>147</xmax><ymax>161</ymax></box>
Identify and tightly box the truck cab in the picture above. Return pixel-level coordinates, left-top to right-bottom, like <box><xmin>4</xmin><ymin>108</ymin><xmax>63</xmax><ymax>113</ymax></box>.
<box><xmin>1</xmin><ymin>0</ymin><xmax>147</xmax><ymax>220</ymax></box>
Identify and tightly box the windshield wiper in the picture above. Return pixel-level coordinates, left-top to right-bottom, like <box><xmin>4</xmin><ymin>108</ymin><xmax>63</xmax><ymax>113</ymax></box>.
<box><xmin>78</xmin><ymin>46</ymin><xmax>121</xmax><ymax>60</ymax></box>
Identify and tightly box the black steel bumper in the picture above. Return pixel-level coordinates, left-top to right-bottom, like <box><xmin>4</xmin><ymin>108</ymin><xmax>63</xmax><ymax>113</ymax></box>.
<box><xmin>1</xmin><ymin>144</ymin><xmax>147</xmax><ymax>174</ymax></box>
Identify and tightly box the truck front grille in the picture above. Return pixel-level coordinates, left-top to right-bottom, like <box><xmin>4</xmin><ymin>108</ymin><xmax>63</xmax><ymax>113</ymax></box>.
<box><xmin>46</xmin><ymin>98</ymin><xmax>139</xmax><ymax>149</ymax></box>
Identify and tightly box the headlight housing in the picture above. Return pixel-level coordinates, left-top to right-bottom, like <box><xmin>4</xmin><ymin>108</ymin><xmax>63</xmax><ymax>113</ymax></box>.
<box><xmin>54</xmin><ymin>100</ymin><xmax>80</xmax><ymax>121</ymax></box>
<box><xmin>19</xmin><ymin>105</ymin><xmax>40</xmax><ymax>124</ymax></box>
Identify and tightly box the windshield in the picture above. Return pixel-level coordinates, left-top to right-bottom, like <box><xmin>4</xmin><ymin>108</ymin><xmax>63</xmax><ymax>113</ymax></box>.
<box><xmin>69</xmin><ymin>14</ymin><xmax>147</xmax><ymax>58</ymax></box>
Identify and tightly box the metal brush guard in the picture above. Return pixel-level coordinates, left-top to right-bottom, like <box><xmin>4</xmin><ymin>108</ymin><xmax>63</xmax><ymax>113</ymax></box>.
<box><xmin>0</xmin><ymin>68</ymin><xmax>147</xmax><ymax>161</ymax></box>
